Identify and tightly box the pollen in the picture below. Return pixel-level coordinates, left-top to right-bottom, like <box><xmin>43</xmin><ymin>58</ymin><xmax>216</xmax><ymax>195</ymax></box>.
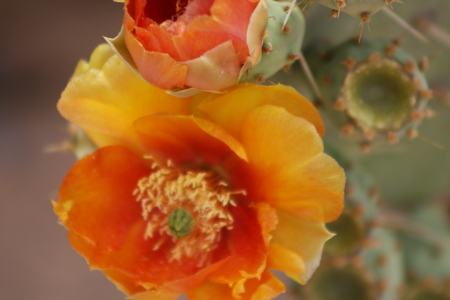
<box><xmin>133</xmin><ymin>159</ymin><xmax>238</xmax><ymax>266</ymax></box>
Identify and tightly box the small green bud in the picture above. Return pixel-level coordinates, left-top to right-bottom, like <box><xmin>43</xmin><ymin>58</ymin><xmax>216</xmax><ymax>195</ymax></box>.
<box><xmin>168</xmin><ymin>208</ymin><xmax>195</xmax><ymax>238</ymax></box>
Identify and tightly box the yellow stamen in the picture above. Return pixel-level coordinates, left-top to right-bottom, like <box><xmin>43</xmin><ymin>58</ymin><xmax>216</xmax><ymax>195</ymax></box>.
<box><xmin>133</xmin><ymin>160</ymin><xmax>239</xmax><ymax>266</ymax></box>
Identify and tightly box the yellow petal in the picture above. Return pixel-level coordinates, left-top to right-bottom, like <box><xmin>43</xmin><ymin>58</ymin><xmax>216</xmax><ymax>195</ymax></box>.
<box><xmin>72</xmin><ymin>44</ymin><xmax>116</xmax><ymax>77</ymax></box>
<box><xmin>267</xmin><ymin>243</ymin><xmax>306</xmax><ymax>276</ymax></box>
<box><xmin>195</xmin><ymin>83</ymin><xmax>325</xmax><ymax>139</ymax></box>
<box><xmin>271</xmin><ymin>209</ymin><xmax>334</xmax><ymax>284</ymax></box>
<box><xmin>238</xmin><ymin>105</ymin><xmax>344</xmax><ymax>222</ymax></box>
<box><xmin>58</xmin><ymin>46</ymin><xmax>191</xmax><ymax>149</ymax></box>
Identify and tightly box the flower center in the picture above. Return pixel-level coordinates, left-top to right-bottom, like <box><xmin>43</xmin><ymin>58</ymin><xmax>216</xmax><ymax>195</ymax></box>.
<box><xmin>144</xmin><ymin>0</ymin><xmax>192</xmax><ymax>24</ymax></box>
<box><xmin>133</xmin><ymin>159</ymin><xmax>237</xmax><ymax>265</ymax></box>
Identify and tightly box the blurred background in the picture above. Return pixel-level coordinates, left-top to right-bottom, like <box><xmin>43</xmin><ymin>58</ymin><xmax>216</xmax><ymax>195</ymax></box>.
<box><xmin>0</xmin><ymin>1</ymin><xmax>128</xmax><ymax>299</ymax></box>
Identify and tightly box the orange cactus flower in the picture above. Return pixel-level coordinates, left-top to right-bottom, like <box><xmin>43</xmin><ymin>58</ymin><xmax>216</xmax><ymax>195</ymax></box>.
<box><xmin>54</xmin><ymin>45</ymin><xmax>345</xmax><ymax>300</ymax></box>
<box><xmin>107</xmin><ymin>0</ymin><xmax>268</xmax><ymax>94</ymax></box>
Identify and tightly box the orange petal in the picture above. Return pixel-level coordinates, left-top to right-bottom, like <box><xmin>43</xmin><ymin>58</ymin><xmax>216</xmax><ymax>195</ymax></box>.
<box><xmin>242</xmin><ymin>270</ymin><xmax>285</xmax><ymax>300</ymax></box>
<box><xmin>133</xmin><ymin>114</ymin><xmax>247</xmax><ymax>165</ymax></box>
<box><xmin>57</xmin><ymin>49</ymin><xmax>191</xmax><ymax>149</ymax></box>
<box><xmin>232</xmin><ymin>105</ymin><xmax>344</xmax><ymax>222</ymax></box>
<box><xmin>103</xmin><ymin>269</ymin><xmax>147</xmax><ymax>296</ymax></box>
<box><xmin>124</xmin><ymin>30</ymin><xmax>188</xmax><ymax>89</ymax></box>
<box><xmin>271</xmin><ymin>209</ymin><xmax>334</xmax><ymax>284</ymax></box>
<box><xmin>180</xmin><ymin>16</ymin><xmax>249</xmax><ymax>63</ymax></box>
<box><xmin>55</xmin><ymin>145</ymin><xmax>149</xmax><ymax>251</ymax></box>
<box><xmin>210</xmin><ymin>0</ymin><xmax>258</xmax><ymax>43</ymax></box>
<box><xmin>55</xmin><ymin>146</ymin><xmax>231</xmax><ymax>292</ymax></box>
<box><xmin>267</xmin><ymin>243</ymin><xmax>306</xmax><ymax>276</ymax></box>
<box><xmin>173</xmin><ymin>23</ymin><xmax>248</xmax><ymax>63</ymax></box>
<box><xmin>208</xmin><ymin>203</ymin><xmax>276</xmax><ymax>285</ymax></box>
<box><xmin>70</xmin><ymin>228</ymin><xmax>229</xmax><ymax>295</ymax></box>
<box><xmin>133</xmin><ymin>25</ymin><xmax>180</xmax><ymax>59</ymax></box>
<box><xmin>184</xmin><ymin>41</ymin><xmax>242</xmax><ymax>91</ymax></box>
<box><xmin>195</xmin><ymin>83</ymin><xmax>325</xmax><ymax>139</ymax></box>
<box><xmin>180</xmin><ymin>0</ymin><xmax>214</xmax><ymax>22</ymax></box>
<box><xmin>187</xmin><ymin>270</ymin><xmax>284</xmax><ymax>300</ymax></box>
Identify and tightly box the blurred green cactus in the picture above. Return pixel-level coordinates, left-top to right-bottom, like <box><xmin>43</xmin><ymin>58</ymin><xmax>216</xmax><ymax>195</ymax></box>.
<box><xmin>272</xmin><ymin>1</ymin><xmax>450</xmax><ymax>299</ymax></box>
<box><xmin>305</xmin><ymin>38</ymin><xmax>432</xmax><ymax>146</ymax></box>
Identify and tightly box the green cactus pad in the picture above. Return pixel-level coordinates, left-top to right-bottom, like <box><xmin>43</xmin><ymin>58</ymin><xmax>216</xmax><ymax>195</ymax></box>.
<box><xmin>400</xmin><ymin>204</ymin><xmax>450</xmax><ymax>280</ymax></box>
<box><xmin>306</xmin><ymin>38</ymin><xmax>431</xmax><ymax>145</ymax></box>
<box><xmin>242</xmin><ymin>0</ymin><xmax>305</xmax><ymax>83</ymax></box>
<box><xmin>360</xmin><ymin>228</ymin><xmax>405</xmax><ymax>300</ymax></box>
<box><xmin>168</xmin><ymin>208</ymin><xmax>195</xmax><ymax>238</ymax></box>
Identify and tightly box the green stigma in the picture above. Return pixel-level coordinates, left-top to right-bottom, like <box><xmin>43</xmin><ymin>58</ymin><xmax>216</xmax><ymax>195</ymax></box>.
<box><xmin>168</xmin><ymin>208</ymin><xmax>195</xmax><ymax>238</ymax></box>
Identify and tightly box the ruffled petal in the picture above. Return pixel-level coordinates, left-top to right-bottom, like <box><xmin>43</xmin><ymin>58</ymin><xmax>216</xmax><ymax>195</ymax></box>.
<box><xmin>208</xmin><ymin>203</ymin><xmax>276</xmax><ymax>286</ymax></box>
<box><xmin>124</xmin><ymin>29</ymin><xmax>188</xmax><ymax>89</ymax></box>
<box><xmin>54</xmin><ymin>145</ymin><xmax>149</xmax><ymax>251</ymax></box>
<box><xmin>57</xmin><ymin>51</ymin><xmax>191</xmax><ymax>149</ymax></box>
<box><xmin>271</xmin><ymin>210</ymin><xmax>334</xmax><ymax>284</ymax></box>
<box><xmin>133</xmin><ymin>114</ymin><xmax>247</xmax><ymax>166</ymax></box>
<box><xmin>186</xmin><ymin>270</ymin><xmax>284</xmax><ymax>300</ymax></box>
<box><xmin>231</xmin><ymin>105</ymin><xmax>344</xmax><ymax>222</ymax></box>
<box><xmin>195</xmin><ymin>83</ymin><xmax>325</xmax><ymax>139</ymax></box>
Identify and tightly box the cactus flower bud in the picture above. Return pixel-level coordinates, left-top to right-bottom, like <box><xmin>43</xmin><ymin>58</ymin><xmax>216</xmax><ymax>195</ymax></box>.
<box><xmin>108</xmin><ymin>0</ymin><xmax>268</xmax><ymax>95</ymax></box>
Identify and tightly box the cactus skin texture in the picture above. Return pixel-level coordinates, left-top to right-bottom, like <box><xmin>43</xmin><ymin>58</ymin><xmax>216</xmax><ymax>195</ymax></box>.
<box><xmin>241</xmin><ymin>0</ymin><xmax>305</xmax><ymax>83</ymax></box>
<box><xmin>400</xmin><ymin>203</ymin><xmax>450</xmax><ymax>282</ymax></box>
<box><xmin>306</xmin><ymin>38</ymin><xmax>432</xmax><ymax>147</ymax></box>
